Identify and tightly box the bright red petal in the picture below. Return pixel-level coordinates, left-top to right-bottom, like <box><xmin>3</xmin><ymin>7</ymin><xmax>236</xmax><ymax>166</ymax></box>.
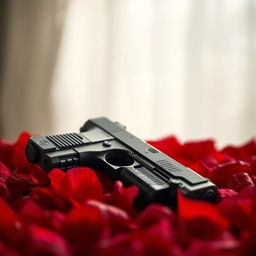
<box><xmin>62</xmin><ymin>204</ymin><xmax>109</xmax><ymax>254</ymax></box>
<box><xmin>49</xmin><ymin>168</ymin><xmax>66</xmax><ymax>197</ymax></box>
<box><xmin>178</xmin><ymin>191</ymin><xmax>229</xmax><ymax>239</ymax></box>
<box><xmin>103</xmin><ymin>181</ymin><xmax>139</xmax><ymax>217</ymax></box>
<box><xmin>62</xmin><ymin>167</ymin><xmax>103</xmax><ymax>204</ymax></box>
<box><xmin>11</xmin><ymin>132</ymin><xmax>31</xmax><ymax>169</ymax></box>
<box><xmin>189</xmin><ymin>161</ymin><xmax>211</xmax><ymax>178</ymax></box>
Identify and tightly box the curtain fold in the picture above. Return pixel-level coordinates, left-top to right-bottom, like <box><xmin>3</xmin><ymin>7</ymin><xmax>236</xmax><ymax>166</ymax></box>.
<box><xmin>1</xmin><ymin>0</ymin><xmax>256</xmax><ymax>146</ymax></box>
<box><xmin>52</xmin><ymin>0</ymin><xmax>256</xmax><ymax>146</ymax></box>
<box><xmin>0</xmin><ymin>0</ymin><xmax>10</xmax><ymax>136</ymax></box>
<box><xmin>0</xmin><ymin>0</ymin><xmax>67</xmax><ymax>140</ymax></box>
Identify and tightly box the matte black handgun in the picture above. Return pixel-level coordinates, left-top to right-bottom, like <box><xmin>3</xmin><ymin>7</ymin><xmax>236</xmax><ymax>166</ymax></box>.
<box><xmin>26</xmin><ymin>117</ymin><xmax>217</xmax><ymax>208</ymax></box>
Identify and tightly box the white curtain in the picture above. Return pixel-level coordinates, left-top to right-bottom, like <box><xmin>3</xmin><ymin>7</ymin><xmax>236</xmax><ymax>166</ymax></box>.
<box><xmin>1</xmin><ymin>0</ymin><xmax>256</xmax><ymax>147</ymax></box>
<box><xmin>52</xmin><ymin>0</ymin><xmax>256</xmax><ymax>146</ymax></box>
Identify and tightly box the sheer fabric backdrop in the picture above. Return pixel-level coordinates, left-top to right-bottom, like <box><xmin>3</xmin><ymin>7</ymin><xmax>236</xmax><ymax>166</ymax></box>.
<box><xmin>1</xmin><ymin>0</ymin><xmax>256</xmax><ymax>147</ymax></box>
<box><xmin>52</xmin><ymin>0</ymin><xmax>256</xmax><ymax>146</ymax></box>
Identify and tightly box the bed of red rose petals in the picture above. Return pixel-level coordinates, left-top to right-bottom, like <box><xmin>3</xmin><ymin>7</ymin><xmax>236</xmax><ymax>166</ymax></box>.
<box><xmin>0</xmin><ymin>133</ymin><xmax>256</xmax><ymax>255</ymax></box>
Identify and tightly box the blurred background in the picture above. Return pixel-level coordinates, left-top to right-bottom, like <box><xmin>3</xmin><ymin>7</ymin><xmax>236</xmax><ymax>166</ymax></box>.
<box><xmin>0</xmin><ymin>0</ymin><xmax>255</xmax><ymax>147</ymax></box>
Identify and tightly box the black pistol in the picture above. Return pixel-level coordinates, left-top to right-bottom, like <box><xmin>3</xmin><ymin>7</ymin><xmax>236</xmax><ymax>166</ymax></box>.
<box><xmin>26</xmin><ymin>117</ymin><xmax>217</xmax><ymax>208</ymax></box>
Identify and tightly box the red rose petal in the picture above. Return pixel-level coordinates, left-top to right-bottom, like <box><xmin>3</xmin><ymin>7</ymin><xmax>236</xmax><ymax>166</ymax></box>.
<box><xmin>189</xmin><ymin>161</ymin><xmax>211</xmax><ymax>178</ymax></box>
<box><xmin>0</xmin><ymin>180</ymin><xmax>9</xmax><ymax>198</ymax></box>
<box><xmin>49</xmin><ymin>168</ymin><xmax>66</xmax><ymax>196</ymax></box>
<box><xmin>61</xmin><ymin>167</ymin><xmax>103</xmax><ymax>204</ymax></box>
<box><xmin>9</xmin><ymin>166</ymin><xmax>49</xmax><ymax>186</ymax></box>
<box><xmin>177</xmin><ymin>140</ymin><xmax>216</xmax><ymax>164</ymax></box>
<box><xmin>202</xmin><ymin>151</ymin><xmax>234</xmax><ymax>168</ymax></box>
<box><xmin>136</xmin><ymin>204</ymin><xmax>176</xmax><ymax>228</ymax></box>
<box><xmin>222</xmin><ymin>138</ymin><xmax>256</xmax><ymax>162</ymax></box>
<box><xmin>0</xmin><ymin>241</ymin><xmax>19</xmax><ymax>256</ymax></box>
<box><xmin>178</xmin><ymin>191</ymin><xmax>229</xmax><ymax>239</ymax></box>
<box><xmin>211</xmin><ymin>161</ymin><xmax>251</xmax><ymax>187</ymax></box>
<box><xmin>31</xmin><ymin>187</ymin><xmax>68</xmax><ymax>212</ymax></box>
<box><xmin>0</xmin><ymin>161</ymin><xmax>11</xmax><ymax>181</ymax></box>
<box><xmin>11</xmin><ymin>132</ymin><xmax>31</xmax><ymax>169</ymax></box>
<box><xmin>19</xmin><ymin>199</ymin><xmax>65</xmax><ymax>231</ymax></box>
<box><xmin>98</xmin><ymin>220</ymin><xmax>181</xmax><ymax>256</ymax></box>
<box><xmin>0</xmin><ymin>198</ymin><xmax>28</xmax><ymax>248</ymax></box>
<box><xmin>62</xmin><ymin>204</ymin><xmax>110</xmax><ymax>253</ymax></box>
<box><xmin>0</xmin><ymin>137</ymin><xmax>13</xmax><ymax>168</ymax></box>
<box><xmin>2</xmin><ymin>131</ymin><xmax>256</xmax><ymax>254</ymax></box>
<box><xmin>86</xmin><ymin>200</ymin><xmax>134</xmax><ymax>234</ymax></box>
<box><xmin>187</xmin><ymin>232</ymin><xmax>241</xmax><ymax>256</ymax></box>
<box><xmin>227</xmin><ymin>172</ymin><xmax>255</xmax><ymax>192</ymax></box>
<box><xmin>218</xmin><ymin>187</ymin><xmax>256</xmax><ymax>230</ymax></box>
<box><xmin>0</xmin><ymin>133</ymin><xmax>49</xmax><ymax>187</ymax></box>
<box><xmin>219</xmin><ymin>198</ymin><xmax>252</xmax><ymax>230</ymax></box>
<box><xmin>103</xmin><ymin>181</ymin><xmax>139</xmax><ymax>217</ymax></box>
<box><xmin>28</xmin><ymin>224</ymin><xmax>71</xmax><ymax>256</ymax></box>
<box><xmin>218</xmin><ymin>188</ymin><xmax>238</xmax><ymax>200</ymax></box>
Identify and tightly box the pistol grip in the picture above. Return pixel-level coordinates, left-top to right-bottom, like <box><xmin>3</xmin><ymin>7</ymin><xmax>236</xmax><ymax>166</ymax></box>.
<box><xmin>118</xmin><ymin>166</ymin><xmax>171</xmax><ymax>208</ymax></box>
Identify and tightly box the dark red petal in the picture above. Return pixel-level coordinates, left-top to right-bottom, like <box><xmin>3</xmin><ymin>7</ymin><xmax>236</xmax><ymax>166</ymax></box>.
<box><xmin>222</xmin><ymin>138</ymin><xmax>256</xmax><ymax>162</ymax></box>
<box><xmin>178</xmin><ymin>191</ymin><xmax>229</xmax><ymax>239</ymax></box>
<box><xmin>0</xmin><ymin>137</ymin><xmax>13</xmax><ymax>168</ymax></box>
<box><xmin>1</xmin><ymin>132</ymin><xmax>49</xmax><ymax>186</ymax></box>
<box><xmin>0</xmin><ymin>161</ymin><xmax>11</xmax><ymax>181</ymax></box>
<box><xmin>240</xmin><ymin>230</ymin><xmax>256</xmax><ymax>255</ymax></box>
<box><xmin>62</xmin><ymin>204</ymin><xmax>110</xmax><ymax>254</ymax></box>
<box><xmin>227</xmin><ymin>172</ymin><xmax>255</xmax><ymax>192</ymax></box>
<box><xmin>0</xmin><ymin>160</ymin><xmax>12</xmax><ymax>200</ymax></box>
<box><xmin>28</xmin><ymin>224</ymin><xmax>71</xmax><ymax>256</ymax></box>
<box><xmin>62</xmin><ymin>167</ymin><xmax>103</xmax><ymax>204</ymax></box>
<box><xmin>0</xmin><ymin>179</ymin><xmax>10</xmax><ymax>199</ymax></box>
<box><xmin>136</xmin><ymin>204</ymin><xmax>176</xmax><ymax>228</ymax></box>
<box><xmin>50</xmin><ymin>210</ymin><xmax>66</xmax><ymax>232</ymax></box>
<box><xmin>202</xmin><ymin>151</ymin><xmax>234</xmax><ymax>168</ymax></box>
<box><xmin>6</xmin><ymin>172</ymin><xmax>37</xmax><ymax>201</ymax></box>
<box><xmin>218</xmin><ymin>188</ymin><xmax>238</xmax><ymax>200</ymax></box>
<box><xmin>93</xmin><ymin>169</ymin><xmax>115</xmax><ymax>194</ymax></box>
<box><xmin>18</xmin><ymin>198</ymin><xmax>65</xmax><ymax>231</ymax></box>
<box><xmin>6</xmin><ymin>166</ymin><xmax>50</xmax><ymax>196</ymax></box>
<box><xmin>103</xmin><ymin>181</ymin><xmax>138</xmax><ymax>217</ymax></box>
<box><xmin>187</xmin><ymin>232</ymin><xmax>241</xmax><ymax>256</ymax></box>
<box><xmin>85</xmin><ymin>200</ymin><xmax>134</xmax><ymax>234</ymax></box>
<box><xmin>0</xmin><ymin>241</ymin><xmax>19</xmax><ymax>256</ymax></box>
<box><xmin>31</xmin><ymin>187</ymin><xmax>69</xmax><ymax>212</ymax></box>
<box><xmin>218</xmin><ymin>187</ymin><xmax>256</xmax><ymax>230</ymax></box>
<box><xmin>211</xmin><ymin>161</ymin><xmax>251</xmax><ymax>187</ymax></box>
<box><xmin>98</xmin><ymin>220</ymin><xmax>181</xmax><ymax>256</ymax></box>
<box><xmin>20</xmin><ymin>199</ymin><xmax>47</xmax><ymax>221</ymax></box>
<box><xmin>0</xmin><ymin>198</ymin><xmax>28</xmax><ymax>248</ymax></box>
<box><xmin>142</xmin><ymin>218</ymin><xmax>175</xmax><ymax>242</ymax></box>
